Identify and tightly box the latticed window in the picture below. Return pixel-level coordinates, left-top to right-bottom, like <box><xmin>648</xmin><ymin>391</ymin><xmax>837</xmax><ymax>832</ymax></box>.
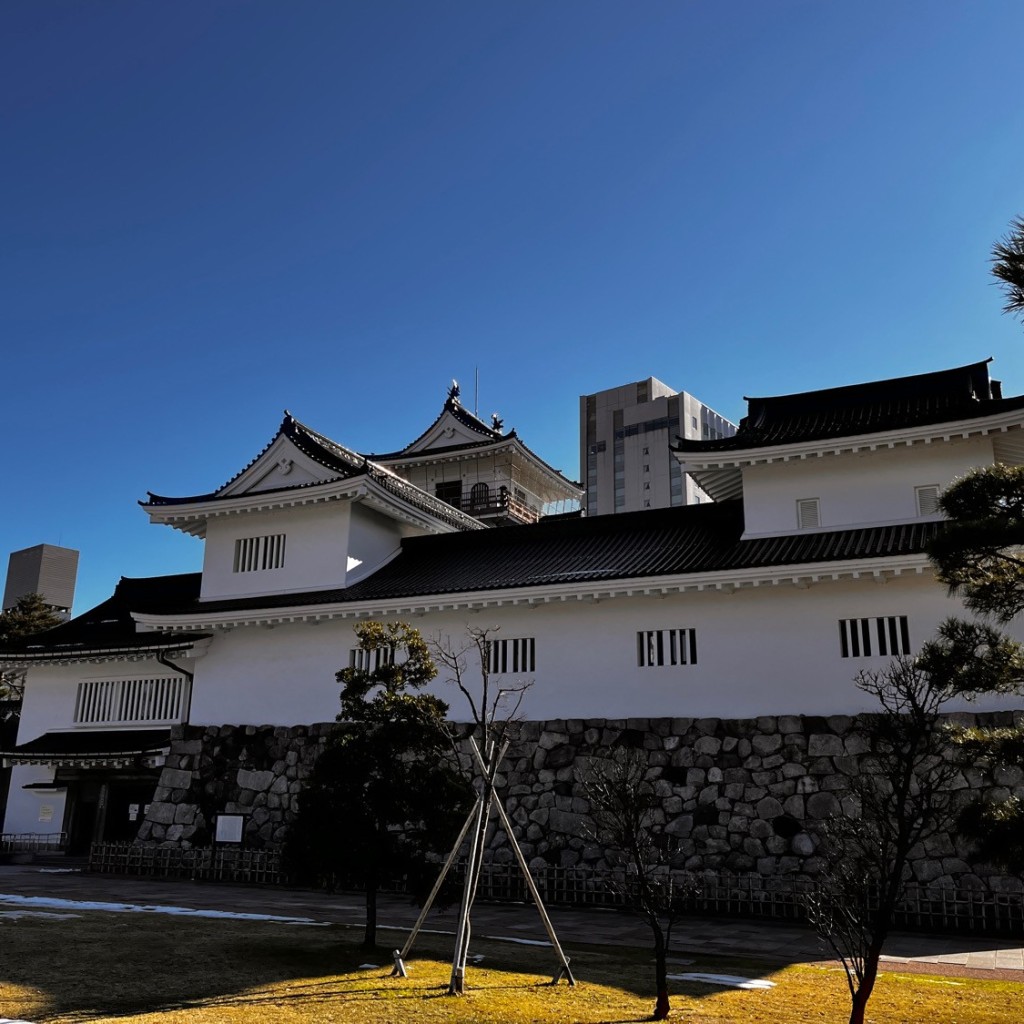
<box><xmin>470</xmin><ymin>482</ymin><xmax>490</xmax><ymax>510</ymax></box>
<box><xmin>487</xmin><ymin>637</ymin><xmax>536</xmax><ymax>674</ymax></box>
<box><xmin>796</xmin><ymin>497</ymin><xmax>820</xmax><ymax>529</ymax></box>
<box><xmin>838</xmin><ymin>616</ymin><xmax>910</xmax><ymax>658</ymax></box>
<box><xmin>637</xmin><ymin>628</ymin><xmax>697</xmax><ymax>667</ymax></box>
<box><xmin>916</xmin><ymin>485</ymin><xmax>940</xmax><ymax>516</ymax></box>
<box><xmin>348</xmin><ymin>647</ymin><xmax>397</xmax><ymax>672</ymax></box>
<box><xmin>74</xmin><ymin>678</ymin><xmax>187</xmax><ymax>725</ymax></box>
<box><xmin>233</xmin><ymin>533</ymin><xmax>286</xmax><ymax>573</ymax></box>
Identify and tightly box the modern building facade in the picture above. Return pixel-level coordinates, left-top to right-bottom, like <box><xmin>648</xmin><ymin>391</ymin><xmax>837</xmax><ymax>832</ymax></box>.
<box><xmin>3</xmin><ymin>544</ymin><xmax>79</xmax><ymax>618</ymax></box>
<box><xmin>580</xmin><ymin>377</ymin><xmax>735</xmax><ymax>515</ymax></box>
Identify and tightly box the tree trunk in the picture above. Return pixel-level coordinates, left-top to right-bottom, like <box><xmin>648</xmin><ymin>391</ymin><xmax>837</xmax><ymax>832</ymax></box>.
<box><xmin>848</xmin><ymin>945</ymin><xmax>881</xmax><ymax>1024</ymax></box>
<box><xmin>363</xmin><ymin>882</ymin><xmax>378</xmax><ymax>949</ymax></box>
<box><xmin>651</xmin><ymin>919</ymin><xmax>671</xmax><ymax>1020</ymax></box>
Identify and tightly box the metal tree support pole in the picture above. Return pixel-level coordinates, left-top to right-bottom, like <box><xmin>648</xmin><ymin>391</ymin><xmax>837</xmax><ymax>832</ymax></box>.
<box><xmin>448</xmin><ymin>760</ymin><xmax>493</xmax><ymax>995</ymax></box>
<box><xmin>468</xmin><ymin>738</ymin><xmax>576</xmax><ymax>986</ymax></box>
<box><xmin>390</xmin><ymin>804</ymin><xmax>478</xmax><ymax>978</ymax></box>
<box><xmin>390</xmin><ymin>734</ymin><xmax>573</xmax><ymax>991</ymax></box>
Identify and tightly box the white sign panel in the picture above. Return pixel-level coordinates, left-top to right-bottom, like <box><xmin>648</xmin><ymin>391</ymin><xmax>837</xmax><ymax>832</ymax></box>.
<box><xmin>215</xmin><ymin>814</ymin><xmax>245</xmax><ymax>844</ymax></box>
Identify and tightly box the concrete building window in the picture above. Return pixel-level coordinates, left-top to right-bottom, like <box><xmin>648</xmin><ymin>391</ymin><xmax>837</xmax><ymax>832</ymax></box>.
<box><xmin>488</xmin><ymin>637</ymin><xmax>535</xmax><ymax>674</ymax></box>
<box><xmin>233</xmin><ymin>533</ymin><xmax>286</xmax><ymax>573</ymax></box>
<box><xmin>637</xmin><ymin>628</ymin><xmax>697</xmax><ymax>667</ymax></box>
<box><xmin>838</xmin><ymin>616</ymin><xmax>910</xmax><ymax>658</ymax></box>
<box><xmin>796</xmin><ymin>498</ymin><xmax>821</xmax><ymax>529</ymax></box>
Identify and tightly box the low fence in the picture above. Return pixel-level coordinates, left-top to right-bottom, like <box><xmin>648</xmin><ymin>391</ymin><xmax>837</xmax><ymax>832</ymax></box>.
<box><xmin>88</xmin><ymin>842</ymin><xmax>281</xmax><ymax>884</ymax></box>
<box><xmin>86</xmin><ymin>841</ymin><xmax>1024</xmax><ymax>937</ymax></box>
<box><xmin>1</xmin><ymin>832</ymin><xmax>67</xmax><ymax>854</ymax></box>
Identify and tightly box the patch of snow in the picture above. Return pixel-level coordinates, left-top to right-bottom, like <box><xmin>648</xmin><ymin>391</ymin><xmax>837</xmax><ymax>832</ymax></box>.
<box><xmin>0</xmin><ymin>911</ymin><xmax>80</xmax><ymax>921</ymax></box>
<box><xmin>668</xmin><ymin>972</ymin><xmax>776</xmax><ymax>990</ymax></box>
<box><xmin>0</xmin><ymin>894</ymin><xmax>328</xmax><ymax>926</ymax></box>
<box><xmin>481</xmin><ymin>935</ymin><xmax>551</xmax><ymax>947</ymax></box>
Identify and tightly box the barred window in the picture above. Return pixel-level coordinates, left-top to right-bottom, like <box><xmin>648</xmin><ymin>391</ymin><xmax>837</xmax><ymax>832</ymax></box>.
<box><xmin>916</xmin><ymin>485</ymin><xmax>940</xmax><ymax>517</ymax></box>
<box><xmin>838</xmin><ymin>616</ymin><xmax>910</xmax><ymax>658</ymax></box>
<box><xmin>74</xmin><ymin>677</ymin><xmax>186</xmax><ymax>725</ymax></box>
<box><xmin>348</xmin><ymin>647</ymin><xmax>397</xmax><ymax>673</ymax></box>
<box><xmin>488</xmin><ymin>637</ymin><xmax>536</xmax><ymax>674</ymax></box>
<box><xmin>637</xmin><ymin>628</ymin><xmax>697</xmax><ymax>667</ymax></box>
<box><xmin>233</xmin><ymin>533</ymin><xmax>286</xmax><ymax>573</ymax></box>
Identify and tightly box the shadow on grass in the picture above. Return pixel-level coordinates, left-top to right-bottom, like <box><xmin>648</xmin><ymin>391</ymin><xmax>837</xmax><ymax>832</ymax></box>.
<box><xmin>0</xmin><ymin>910</ymin><xmax>788</xmax><ymax>1023</ymax></box>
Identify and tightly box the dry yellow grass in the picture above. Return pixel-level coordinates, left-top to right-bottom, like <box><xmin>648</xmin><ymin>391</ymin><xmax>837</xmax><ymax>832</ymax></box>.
<box><xmin>0</xmin><ymin>911</ymin><xmax>1020</xmax><ymax>1024</ymax></box>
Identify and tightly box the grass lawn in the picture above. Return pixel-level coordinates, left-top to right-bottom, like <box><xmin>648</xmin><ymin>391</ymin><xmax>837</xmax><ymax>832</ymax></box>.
<box><xmin>0</xmin><ymin>910</ymin><xmax>1021</xmax><ymax>1023</ymax></box>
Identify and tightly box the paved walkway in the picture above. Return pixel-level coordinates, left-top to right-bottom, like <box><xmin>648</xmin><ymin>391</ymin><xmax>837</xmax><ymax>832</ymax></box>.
<box><xmin>1</xmin><ymin>864</ymin><xmax>1022</xmax><ymax>979</ymax></box>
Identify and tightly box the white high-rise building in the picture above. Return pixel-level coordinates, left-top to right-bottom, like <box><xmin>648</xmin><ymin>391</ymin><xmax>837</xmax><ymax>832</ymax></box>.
<box><xmin>580</xmin><ymin>378</ymin><xmax>735</xmax><ymax>516</ymax></box>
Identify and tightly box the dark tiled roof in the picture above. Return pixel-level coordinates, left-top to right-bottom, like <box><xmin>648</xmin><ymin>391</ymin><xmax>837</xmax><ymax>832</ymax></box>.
<box><xmin>0</xmin><ymin>574</ymin><xmax>205</xmax><ymax>660</ymax></box>
<box><xmin>144</xmin><ymin>414</ymin><xmax>365</xmax><ymax>506</ymax></box>
<box><xmin>388</xmin><ymin>397</ymin><xmax>505</xmax><ymax>456</ymax></box>
<box><xmin>676</xmin><ymin>360</ymin><xmax>1024</xmax><ymax>454</ymax></box>
<box><xmin>148</xmin><ymin>503</ymin><xmax>942</xmax><ymax>617</ymax></box>
<box><xmin>3</xmin><ymin>729</ymin><xmax>171</xmax><ymax>758</ymax></box>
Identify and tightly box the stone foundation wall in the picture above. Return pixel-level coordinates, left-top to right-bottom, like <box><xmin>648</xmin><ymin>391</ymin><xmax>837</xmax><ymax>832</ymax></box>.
<box><xmin>138</xmin><ymin>712</ymin><xmax>1024</xmax><ymax>890</ymax></box>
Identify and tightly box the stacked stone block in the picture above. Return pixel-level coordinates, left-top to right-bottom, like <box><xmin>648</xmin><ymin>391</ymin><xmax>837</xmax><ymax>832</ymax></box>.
<box><xmin>138</xmin><ymin>712</ymin><xmax>1024</xmax><ymax>891</ymax></box>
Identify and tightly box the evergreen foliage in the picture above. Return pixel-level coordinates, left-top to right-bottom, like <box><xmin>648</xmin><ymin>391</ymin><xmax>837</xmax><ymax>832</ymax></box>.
<box><xmin>992</xmin><ymin>214</ymin><xmax>1024</xmax><ymax>323</ymax></box>
<box><xmin>283</xmin><ymin>622</ymin><xmax>473</xmax><ymax>949</ymax></box>
<box><xmin>924</xmin><ymin>468</ymin><xmax>1024</xmax><ymax>872</ymax></box>
<box><xmin>0</xmin><ymin>593</ymin><xmax>63</xmax><ymax>708</ymax></box>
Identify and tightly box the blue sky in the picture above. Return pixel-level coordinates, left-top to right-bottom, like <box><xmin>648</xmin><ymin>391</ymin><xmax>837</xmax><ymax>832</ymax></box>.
<box><xmin>3</xmin><ymin>1</ymin><xmax>1024</xmax><ymax>614</ymax></box>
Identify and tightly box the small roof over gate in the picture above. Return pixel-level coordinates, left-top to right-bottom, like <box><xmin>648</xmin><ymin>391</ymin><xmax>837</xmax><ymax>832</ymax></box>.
<box><xmin>2</xmin><ymin>728</ymin><xmax>171</xmax><ymax>768</ymax></box>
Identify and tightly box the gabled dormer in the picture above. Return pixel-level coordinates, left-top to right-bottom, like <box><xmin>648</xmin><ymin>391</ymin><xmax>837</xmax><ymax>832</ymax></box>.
<box><xmin>141</xmin><ymin>414</ymin><xmax>482</xmax><ymax>602</ymax></box>
<box><xmin>373</xmin><ymin>382</ymin><xmax>583</xmax><ymax>524</ymax></box>
<box><xmin>673</xmin><ymin>360</ymin><xmax>1024</xmax><ymax>538</ymax></box>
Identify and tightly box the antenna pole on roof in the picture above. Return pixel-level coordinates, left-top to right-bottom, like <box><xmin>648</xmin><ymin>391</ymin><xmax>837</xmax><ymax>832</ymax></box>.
<box><xmin>474</xmin><ymin>366</ymin><xmax>479</xmax><ymax>418</ymax></box>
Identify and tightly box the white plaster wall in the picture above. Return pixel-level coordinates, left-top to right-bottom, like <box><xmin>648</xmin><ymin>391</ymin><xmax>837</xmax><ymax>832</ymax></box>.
<box><xmin>185</xmin><ymin>573</ymin><xmax>1024</xmax><ymax>727</ymax></box>
<box><xmin>742</xmin><ymin>437</ymin><xmax>994</xmax><ymax>536</ymax></box>
<box><xmin>346</xmin><ymin>504</ymin><xmax>403</xmax><ymax>585</ymax></box>
<box><xmin>3</xmin><ymin>764</ymin><xmax>64</xmax><ymax>836</ymax></box>
<box><xmin>15</xmin><ymin>660</ymin><xmax>186</xmax><ymax>743</ymax></box>
<box><xmin>3</xmin><ymin>657</ymin><xmax>182</xmax><ymax>835</ymax></box>
<box><xmin>200</xmin><ymin>502</ymin><xmax>354</xmax><ymax>600</ymax></box>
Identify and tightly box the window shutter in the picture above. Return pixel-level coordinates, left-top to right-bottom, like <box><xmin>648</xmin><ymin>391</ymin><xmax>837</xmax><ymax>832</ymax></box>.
<box><xmin>916</xmin><ymin>485</ymin><xmax>940</xmax><ymax>517</ymax></box>
<box><xmin>796</xmin><ymin>498</ymin><xmax>820</xmax><ymax>529</ymax></box>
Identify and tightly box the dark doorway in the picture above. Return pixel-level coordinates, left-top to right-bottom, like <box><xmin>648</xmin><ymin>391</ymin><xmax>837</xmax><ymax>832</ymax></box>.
<box><xmin>59</xmin><ymin>771</ymin><xmax>161</xmax><ymax>853</ymax></box>
<box><xmin>105</xmin><ymin>782</ymin><xmax>156</xmax><ymax>842</ymax></box>
<box><xmin>65</xmin><ymin>781</ymin><xmax>101</xmax><ymax>855</ymax></box>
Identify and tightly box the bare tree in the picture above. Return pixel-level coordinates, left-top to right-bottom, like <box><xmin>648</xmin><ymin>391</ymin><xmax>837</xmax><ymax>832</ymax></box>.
<box><xmin>429</xmin><ymin>627</ymin><xmax>543</xmax><ymax>994</ymax></box>
<box><xmin>805</xmin><ymin>656</ymin><xmax>966</xmax><ymax>1024</ymax></box>
<box><xmin>581</xmin><ymin>747</ymin><xmax>698</xmax><ymax>1021</ymax></box>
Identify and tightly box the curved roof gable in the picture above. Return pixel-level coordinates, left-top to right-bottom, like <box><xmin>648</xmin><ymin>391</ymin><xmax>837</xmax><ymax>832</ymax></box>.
<box><xmin>389</xmin><ymin>395</ymin><xmax>506</xmax><ymax>456</ymax></box>
<box><xmin>145</xmin><ymin>414</ymin><xmax>366</xmax><ymax>507</ymax></box>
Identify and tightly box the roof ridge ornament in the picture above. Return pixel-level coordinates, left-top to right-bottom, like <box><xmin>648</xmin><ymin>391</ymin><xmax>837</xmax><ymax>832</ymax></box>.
<box><xmin>448</xmin><ymin>379</ymin><xmax>460</xmax><ymax>405</ymax></box>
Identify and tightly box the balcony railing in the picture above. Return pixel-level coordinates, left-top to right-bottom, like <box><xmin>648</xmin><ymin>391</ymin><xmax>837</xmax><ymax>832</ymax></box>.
<box><xmin>440</xmin><ymin>487</ymin><xmax>578</xmax><ymax>524</ymax></box>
